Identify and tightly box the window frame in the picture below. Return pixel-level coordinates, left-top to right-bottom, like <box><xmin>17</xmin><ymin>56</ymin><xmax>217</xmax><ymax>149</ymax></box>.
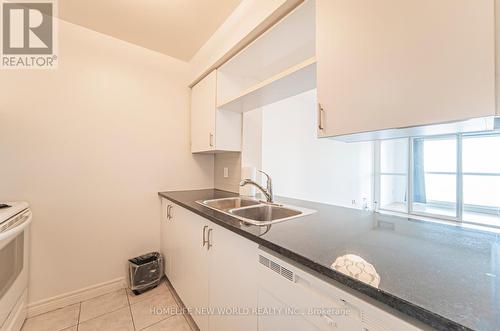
<box><xmin>374</xmin><ymin>132</ymin><xmax>500</xmax><ymax>229</ymax></box>
<box><xmin>373</xmin><ymin>137</ymin><xmax>410</xmax><ymax>214</ymax></box>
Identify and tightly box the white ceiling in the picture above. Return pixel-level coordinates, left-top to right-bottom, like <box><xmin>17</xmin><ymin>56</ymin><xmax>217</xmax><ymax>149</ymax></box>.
<box><xmin>59</xmin><ymin>0</ymin><xmax>242</xmax><ymax>61</ymax></box>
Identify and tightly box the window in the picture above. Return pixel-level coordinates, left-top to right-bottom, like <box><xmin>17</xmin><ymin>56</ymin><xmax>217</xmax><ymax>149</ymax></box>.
<box><xmin>375</xmin><ymin>133</ymin><xmax>500</xmax><ymax>228</ymax></box>
<box><xmin>411</xmin><ymin>136</ymin><xmax>457</xmax><ymax>218</ymax></box>
<box><xmin>462</xmin><ymin>135</ymin><xmax>500</xmax><ymax>226</ymax></box>
<box><xmin>377</xmin><ymin>138</ymin><xmax>408</xmax><ymax>213</ymax></box>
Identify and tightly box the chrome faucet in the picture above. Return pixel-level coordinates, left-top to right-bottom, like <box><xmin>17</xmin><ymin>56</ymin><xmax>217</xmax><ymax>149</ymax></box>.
<box><xmin>240</xmin><ymin>170</ymin><xmax>274</xmax><ymax>203</ymax></box>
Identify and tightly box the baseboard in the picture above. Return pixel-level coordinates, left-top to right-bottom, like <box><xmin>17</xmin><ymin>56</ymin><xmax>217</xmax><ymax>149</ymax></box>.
<box><xmin>27</xmin><ymin>277</ymin><xmax>127</xmax><ymax>318</ymax></box>
<box><xmin>164</xmin><ymin>276</ymin><xmax>200</xmax><ymax>331</ymax></box>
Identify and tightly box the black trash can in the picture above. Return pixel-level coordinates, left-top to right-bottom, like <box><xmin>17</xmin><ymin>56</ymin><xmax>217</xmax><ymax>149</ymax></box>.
<box><xmin>128</xmin><ymin>252</ymin><xmax>164</xmax><ymax>295</ymax></box>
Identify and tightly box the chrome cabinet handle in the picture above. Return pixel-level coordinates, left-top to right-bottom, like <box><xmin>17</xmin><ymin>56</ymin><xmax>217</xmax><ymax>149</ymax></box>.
<box><xmin>209</xmin><ymin>133</ymin><xmax>214</xmax><ymax>147</ymax></box>
<box><xmin>165</xmin><ymin>204</ymin><xmax>171</xmax><ymax>220</ymax></box>
<box><xmin>318</xmin><ymin>103</ymin><xmax>325</xmax><ymax>131</ymax></box>
<box><xmin>202</xmin><ymin>226</ymin><xmax>209</xmax><ymax>247</ymax></box>
<box><xmin>167</xmin><ymin>205</ymin><xmax>172</xmax><ymax>220</ymax></box>
<box><xmin>207</xmin><ymin>228</ymin><xmax>213</xmax><ymax>250</ymax></box>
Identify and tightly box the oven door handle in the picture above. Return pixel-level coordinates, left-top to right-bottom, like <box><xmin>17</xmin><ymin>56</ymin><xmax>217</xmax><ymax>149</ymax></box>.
<box><xmin>0</xmin><ymin>211</ymin><xmax>32</xmax><ymax>243</ymax></box>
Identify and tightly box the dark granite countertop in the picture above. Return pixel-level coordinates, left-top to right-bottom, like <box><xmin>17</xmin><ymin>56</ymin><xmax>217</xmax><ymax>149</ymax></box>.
<box><xmin>158</xmin><ymin>189</ymin><xmax>500</xmax><ymax>331</ymax></box>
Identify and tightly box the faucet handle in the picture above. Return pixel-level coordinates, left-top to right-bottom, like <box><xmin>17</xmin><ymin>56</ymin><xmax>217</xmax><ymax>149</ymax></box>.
<box><xmin>258</xmin><ymin>170</ymin><xmax>271</xmax><ymax>182</ymax></box>
<box><xmin>258</xmin><ymin>170</ymin><xmax>272</xmax><ymax>192</ymax></box>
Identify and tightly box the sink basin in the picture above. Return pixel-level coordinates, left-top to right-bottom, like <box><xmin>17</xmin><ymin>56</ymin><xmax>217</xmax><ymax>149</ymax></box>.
<box><xmin>200</xmin><ymin>197</ymin><xmax>260</xmax><ymax>211</ymax></box>
<box><xmin>229</xmin><ymin>205</ymin><xmax>302</xmax><ymax>224</ymax></box>
<box><xmin>196</xmin><ymin>196</ymin><xmax>316</xmax><ymax>226</ymax></box>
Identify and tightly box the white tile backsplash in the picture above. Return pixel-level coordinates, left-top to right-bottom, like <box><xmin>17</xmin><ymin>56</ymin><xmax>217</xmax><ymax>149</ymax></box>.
<box><xmin>214</xmin><ymin>152</ymin><xmax>241</xmax><ymax>193</ymax></box>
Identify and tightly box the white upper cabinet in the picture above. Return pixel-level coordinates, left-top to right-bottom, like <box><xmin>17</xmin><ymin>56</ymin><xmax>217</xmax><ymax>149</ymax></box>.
<box><xmin>191</xmin><ymin>70</ymin><xmax>242</xmax><ymax>153</ymax></box>
<box><xmin>216</xmin><ymin>0</ymin><xmax>316</xmax><ymax>113</ymax></box>
<box><xmin>317</xmin><ymin>0</ymin><xmax>496</xmax><ymax>138</ymax></box>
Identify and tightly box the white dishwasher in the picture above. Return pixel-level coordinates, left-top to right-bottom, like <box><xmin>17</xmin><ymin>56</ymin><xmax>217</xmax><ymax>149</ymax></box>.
<box><xmin>257</xmin><ymin>249</ymin><xmax>362</xmax><ymax>331</ymax></box>
<box><xmin>257</xmin><ymin>248</ymin><xmax>429</xmax><ymax>331</ymax></box>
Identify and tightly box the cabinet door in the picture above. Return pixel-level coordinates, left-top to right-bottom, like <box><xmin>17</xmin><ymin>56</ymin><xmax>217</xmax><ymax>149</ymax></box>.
<box><xmin>208</xmin><ymin>223</ymin><xmax>259</xmax><ymax>331</ymax></box>
<box><xmin>191</xmin><ymin>71</ymin><xmax>217</xmax><ymax>153</ymax></box>
<box><xmin>172</xmin><ymin>207</ymin><xmax>210</xmax><ymax>331</ymax></box>
<box><xmin>160</xmin><ymin>200</ymin><xmax>185</xmax><ymax>286</ymax></box>
<box><xmin>160</xmin><ymin>199</ymin><xmax>172</xmax><ymax>278</ymax></box>
<box><xmin>165</xmin><ymin>203</ymin><xmax>186</xmax><ymax>292</ymax></box>
<box><xmin>317</xmin><ymin>0</ymin><xmax>495</xmax><ymax>137</ymax></box>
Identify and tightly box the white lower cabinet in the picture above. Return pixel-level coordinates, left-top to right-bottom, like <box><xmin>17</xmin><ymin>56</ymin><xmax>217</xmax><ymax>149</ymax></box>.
<box><xmin>160</xmin><ymin>199</ymin><xmax>173</xmax><ymax>279</ymax></box>
<box><xmin>160</xmin><ymin>199</ymin><xmax>258</xmax><ymax>331</ymax></box>
<box><xmin>174</xmin><ymin>205</ymin><xmax>210</xmax><ymax>330</ymax></box>
<box><xmin>161</xmin><ymin>200</ymin><xmax>209</xmax><ymax>330</ymax></box>
<box><xmin>207</xmin><ymin>221</ymin><xmax>258</xmax><ymax>331</ymax></box>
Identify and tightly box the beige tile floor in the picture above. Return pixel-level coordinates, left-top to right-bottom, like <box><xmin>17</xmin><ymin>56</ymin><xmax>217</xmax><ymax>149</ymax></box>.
<box><xmin>21</xmin><ymin>281</ymin><xmax>193</xmax><ymax>331</ymax></box>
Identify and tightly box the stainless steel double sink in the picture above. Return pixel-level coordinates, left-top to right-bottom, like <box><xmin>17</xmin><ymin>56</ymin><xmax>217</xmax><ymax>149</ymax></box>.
<box><xmin>196</xmin><ymin>197</ymin><xmax>315</xmax><ymax>226</ymax></box>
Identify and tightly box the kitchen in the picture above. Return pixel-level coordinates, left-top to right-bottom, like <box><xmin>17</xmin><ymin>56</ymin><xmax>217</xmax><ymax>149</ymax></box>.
<box><xmin>1</xmin><ymin>0</ymin><xmax>499</xmax><ymax>331</ymax></box>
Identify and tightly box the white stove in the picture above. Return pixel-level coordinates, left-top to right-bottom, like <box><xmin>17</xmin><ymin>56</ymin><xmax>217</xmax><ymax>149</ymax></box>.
<box><xmin>0</xmin><ymin>202</ymin><xmax>31</xmax><ymax>331</ymax></box>
<box><xmin>0</xmin><ymin>203</ymin><xmax>29</xmax><ymax>225</ymax></box>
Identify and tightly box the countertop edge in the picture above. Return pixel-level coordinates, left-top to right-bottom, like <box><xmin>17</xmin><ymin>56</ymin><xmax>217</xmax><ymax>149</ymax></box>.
<box><xmin>158</xmin><ymin>191</ymin><xmax>473</xmax><ymax>331</ymax></box>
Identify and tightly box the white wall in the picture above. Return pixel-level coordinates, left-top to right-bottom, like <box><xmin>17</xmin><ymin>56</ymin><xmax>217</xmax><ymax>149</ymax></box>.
<box><xmin>241</xmin><ymin>110</ymin><xmax>263</xmax><ymax>171</ymax></box>
<box><xmin>260</xmin><ymin>90</ymin><xmax>373</xmax><ymax>209</ymax></box>
<box><xmin>0</xmin><ymin>20</ymin><xmax>213</xmax><ymax>304</ymax></box>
